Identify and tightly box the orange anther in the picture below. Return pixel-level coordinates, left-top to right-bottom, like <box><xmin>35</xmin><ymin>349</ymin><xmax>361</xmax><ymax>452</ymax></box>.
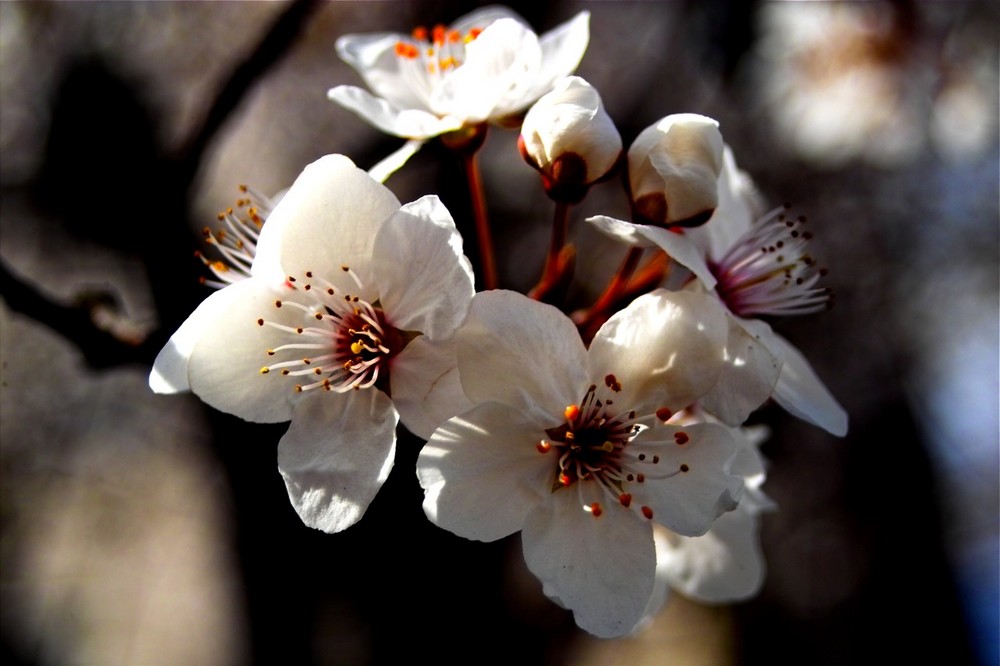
<box><xmin>641</xmin><ymin>506</ymin><xmax>654</xmax><ymax>520</ymax></box>
<box><xmin>589</xmin><ymin>502</ymin><xmax>603</xmax><ymax>518</ymax></box>
<box><xmin>564</xmin><ymin>404</ymin><xmax>580</xmax><ymax>422</ymax></box>
<box><xmin>412</xmin><ymin>26</ymin><xmax>428</xmax><ymax>41</ymax></box>
<box><xmin>447</xmin><ymin>29</ymin><xmax>460</xmax><ymax>43</ymax></box>
<box><xmin>432</xmin><ymin>24</ymin><xmax>446</xmax><ymax>44</ymax></box>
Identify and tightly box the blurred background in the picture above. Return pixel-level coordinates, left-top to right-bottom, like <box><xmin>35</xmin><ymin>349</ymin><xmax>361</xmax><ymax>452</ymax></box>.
<box><xmin>1</xmin><ymin>1</ymin><xmax>997</xmax><ymax>664</ymax></box>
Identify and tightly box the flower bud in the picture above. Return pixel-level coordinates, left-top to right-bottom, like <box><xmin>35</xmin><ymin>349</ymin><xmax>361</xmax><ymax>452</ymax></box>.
<box><xmin>519</xmin><ymin>76</ymin><xmax>622</xmax><ymax>203</ymax></box>
<box><xmin>628</xmin><ymin>114</ymin><xmax>724</xmax><ymax>228</ymax></box>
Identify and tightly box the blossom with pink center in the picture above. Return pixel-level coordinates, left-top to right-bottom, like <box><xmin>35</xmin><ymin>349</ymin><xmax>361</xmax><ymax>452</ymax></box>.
<box><xmin>417</xmin><ymin>289</ymin><xmax>743</xmax><ymax>637</ymax></box>
<box><xmin>589</xmin><ymin>139</ymin><xmax>847</xmax><ymax>436</ymax></box>
<box><xmin>150</xmin><ymin>155</ymin><xmax>475</xmax><ymax>532</ymax></box>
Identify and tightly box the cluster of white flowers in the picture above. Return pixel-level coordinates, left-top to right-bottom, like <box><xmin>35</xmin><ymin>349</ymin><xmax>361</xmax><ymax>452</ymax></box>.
<box><xmin>151</xmin><ymin>6</ymin><xmax>846</xmax><ymax>638</ymax></box>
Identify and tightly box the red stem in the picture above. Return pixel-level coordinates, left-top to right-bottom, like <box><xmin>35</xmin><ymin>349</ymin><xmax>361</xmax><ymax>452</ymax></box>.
<box><xmin>463</xmin><ymin>152</ymin><xmax>498</xmax><ymax>290</ymax></box>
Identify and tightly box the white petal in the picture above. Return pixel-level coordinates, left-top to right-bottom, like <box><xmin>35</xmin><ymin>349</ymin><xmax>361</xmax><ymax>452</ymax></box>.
<box><xmin>586</xmin><ymin>215</ymin><xmax>660</xmax><ymax>248</ymax></box>
<box><xmin>628</xmin><ymin>422</ymin><xmax>741</xmax><ymax>536</ymax></box>
<box><xmin>635</xmin><ymin>225</ymin><xmax>717</xmax><ymax>289</ymax></box>
<box><xmin>373</xmin><ymin>195</ymin><xmax>475</xmax><ymax>341</ymax></box>
<box><xmin>522</xmin><ymin>486</ymin><xmax>656</xmax><ymax>638</ymax></box>
<box><xmin>629</xmin><ymin>114</ymin><xmax>724</xmax><ymax>227</ymax></box>
<box><xmin>457</xmin><ymin>290</ymin><xmax>587</xmax><ymax>420</ymax></box>
<box><xmin>685</xmin><ymin>146</ymin><xmax>759</xmax><ymax>262</ymax></box>
<box><xmin>589</xmin><ymin>290</ymin><xmax>729</xmax><ymax>413</ymax></box>
<box><xmin>367</xmin><ymin>139</ymin><xmax>426</xmax><ymax>183</ymax></box>
<box><xmin>327</xmin><ymin>85</ymin><xmax>463</xmax><ymax>139</ymax></box>
<box><xmin>449</xmin><ymin>6</ymin><xmax>527</xmax><ymax>34</ymax></box>
<box><xmin>533</xmin><ymin>11</ymin><xmax>591</xmax><ymax>95</ymax></box>
<box><xmin>585</xmin><ymin>216</ymin><xmax>717</xmax><ymax>289</ymax></box>
<box><xmin>521</xmin><ymin>75</ymin><xmax>620</xmax><ymax>182</ymax></box>
<box><xmin>418</xmin><ymin>402</ymin><xmax>553</xmax><ymax>541</ymax></box>
<box><xmin>699</xmin><ymin>315</ymin><xmax>783</xmax><ymax>425</ymax></box>
<box><xmin>335</xmin><ymin>33</ymin><xmax>429</xmax><ymax>111</ymax></box>
<box><xmin>278</xmin><ymin>388</ymin><xmax>397</xmax><ymax>533</ymax></box>
<box><xmin>654</xmin><ymin>500</ymin><xmax>765</xmax><ymax>603</ymax></box>
<box><xmin>743</xmin><ymin>320</ymin><xmax>849</xmax><ymax>436</ymax></box>
<box><xmin>186</xmin><ymin>279</ymin><xmax>297</xmax><ymax>423</ymax></box>
<box><xmin>253</xmin><ymin>154</ymin><xmax>400</xmax><ymax>296</ymax></box>
<box><xmin>391</xmin><ymin>336</ymin><xmax>473</xmax><ymax>440</ymax></box>
<box><xmin>432</xmin><ymin>19</ymin><xmax>542</xmax><ymax>121</ymax></box>
<box><xmin>150</xmin><ymin>290</ymin><xmax>223</xmax><ymax>394</ymax></box>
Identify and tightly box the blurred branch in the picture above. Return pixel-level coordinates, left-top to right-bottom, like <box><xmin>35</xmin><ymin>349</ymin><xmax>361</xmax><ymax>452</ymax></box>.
<box><xmin>0</xmin><ymin>258</ymin><xmax>150</xmax><ymax>368</ymax></box>
<box><xmin>174</xmin><ymin>0</ymin><xmax>323</xmax><ymax>185</ymax></box>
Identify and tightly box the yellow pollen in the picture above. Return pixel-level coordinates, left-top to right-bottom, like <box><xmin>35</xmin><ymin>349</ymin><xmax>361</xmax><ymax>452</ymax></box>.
<box><xmin>600</xmin><ymin>441</ymin><xmax>615</xmax><ymax>452</ymax></box>
<box><xmin>351</xmin><ymin>341</ymin><xmax>365</xmax><ymax>355</ymax></box>
<box><xmin>259</xmin><ymin>367</ymin><xmax>270</xmax><ymax>374</ymax></box>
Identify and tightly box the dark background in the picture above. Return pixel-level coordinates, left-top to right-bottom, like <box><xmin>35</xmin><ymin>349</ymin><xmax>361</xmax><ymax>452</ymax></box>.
<box><xmin>1</xmin><ymin>1</ymin><xmax>997</xmax><ymax>664</ymax></box>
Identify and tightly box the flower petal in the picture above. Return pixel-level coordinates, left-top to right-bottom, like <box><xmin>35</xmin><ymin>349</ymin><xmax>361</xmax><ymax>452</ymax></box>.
<box><xmin>589</xmin><ymin>289</ymin><xmax>729</xmax><ymax>413</ymax></box>
<box><xmin>585</xmin><ymin>216</ymin><xmax>717</xmax><ymax>289</ymax></box>
<box><xmin>367</xmin><ymin>138</ymin><xmax>426</xmax><ymax>183</ymax></box>
<box><xmin>457</xmin><ymin>290</ymin><xmax>588</xmax><ymax>420</ymax></box>
<box><xmin>628</xmin><ymin>422</ymin><xmax>742</xmax><ymax>536</ymax></box>
<box><xmin>327</xmin><ymin>85</ymin><xmax>463</xmax><ymax>139</ymax></box>
<box><xmin>743</xmin><ymin>319</ymin><xmax>849</xmax><ymax>436</ymax></box>
<box><xmin>522</xmin><ymin>486</ymin><xmax>656</xmax><ymax>638</ymax></box>
<box><xmin>278</xmin><ymin>388</ymin><xmax>397</xmax><ymax>533</ymax></box>
<box><xmin>449</xmin><ymin>6</ymin><xmax>527</xmax><ymax>35</ymax></box>
<box><xmin>391</xmin><ymin>336</ymin><xmax>473</xmax><ymax>440</ymax></box>
<box><xmin>586</xmin><ymin>214</ymin><xmax>660</xmax><ymax>248</ymax></box>
<box><xmin>334</xmin><ymin>33</ymin><xmax>430</xmax><ymax>111</ymax></box>
<box><xmin>253</xmin><ymin>154</ymin><xmax>401</xmax><ymax>296</ymax></box>
<box><xmin>533</xmin><ymin>11</ymin><xmax>591</xmax><ymax>96</ymax></box>
<box><xmin>150</xmin><ymin>289</ymin><xmax>226</xmax><ymax>394</ymax></box>
<box><xmin>431</xmin><ymin>19</ymin><xmax>542</xmax><ymax>121</ymax></box>
<box><xmin>653</xmin><ymin>500</ymin><xmax>766</xmax><ymax>603</ymax></box>
<box><xmin>699</xmin><ymin>314</ymin><xmax>783</xmax><ymax>425</ymax></box>
<box><xmin>685</xmin><ymin>146</ymin><xmax>761</xmax><ymax>262</ymax></box>
<box><xmin>418</xmin><ymin>402</ymin><xmax>554</xmax><ymax>542</ymax></box>
<box><xmin>186</xmin><ymin>279</ymin><xmax>298</xmax><ymax>423</ymax></box>
<box><xmin>373</xmin><ymin>195</ymin><xmax>475</xmax><ymax>341</ymax></box>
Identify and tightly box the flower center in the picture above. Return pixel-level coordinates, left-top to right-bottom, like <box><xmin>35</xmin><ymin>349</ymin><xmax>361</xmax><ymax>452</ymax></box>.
<box><xmin>536</xmin><ymin>378</ymin><xmax>691</xmax><ymax>521</ymax></box>
<box><xmin>257</xmin><ymin>266</ymin><xmax>410</xmax><ymax>394</ymax></box>
<box><xmin>394</xmin><ymin>24</ymin><xmax>483</xmax><ymax>76</ymax></box>
<box><xmin>709</xmin><ymin>205</ymin><xmax>832</xmax><ymax>318</ymax></box>
<box><xmin>197</xmin><ymin>184</ymin><xmax>273</xmax><ymax>289</ymax></box>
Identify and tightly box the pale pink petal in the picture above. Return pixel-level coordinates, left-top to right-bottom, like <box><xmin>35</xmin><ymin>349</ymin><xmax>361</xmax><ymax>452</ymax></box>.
<box><xmin>741</xmin><ymin>319</ymin><xmax>849</xmax><ymax>436</ymax></box>
<box><xmin>278</xmin><ymin>388</ymin><xmax>397</xmax><ymax>533</ymax></box>
<box><xmin>418</xmin><ymin>402</ymin><xmax>553</xmax><ymax>541</ymax></box>
<box><xmin>186</xmin><ymin>279</ymin><xmax>298</xmax><ymax>423</ymax></box>
<box><xmin>391</xmin><ymin>336</ymin><xmax>473</xmax><ymax>440</ymax></box>
<box><xmin>253</xmin><ymin>154</ymin><xmax>401</xmax><ymax>297</ymax></box>
<box><xmin>522</xmin><ymin>486</ymin><xmax>656</xmax><ymax>638</ymax></box>
<box><xmin>627</xmin><ymin>422</ymin><xmax>742</xmax><ymax>537</ymax></box>
<box><xmin>457</xmin><ymin>291</ymin><xmax>588</xmax><ymax>420</ymax></box>
<box><xmin>699</xmin><ymin>315</ymin><xmax>782</xmax><ymax>425</ymax></box>
<box><xmin>373</xmin><ymin>195</ymin><xmax>475</xmax><ymax>341</ymax></box>
<box><xmin>327</xmin><ymin>85</ymin><xmax>463</xmax><ymax>139</ymax></box>
<box><xmin>589</xmin><ymin>290</ymin><xmax>728</xmax><ymax>414</ymax></box>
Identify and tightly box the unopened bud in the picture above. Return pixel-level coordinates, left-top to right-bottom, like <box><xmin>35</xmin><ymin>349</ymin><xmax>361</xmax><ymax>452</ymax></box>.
<box><xmin>520</xmin><ymin>76</ymin><xmax>622</xmax><ymax>203</ymax></box>
<box><xmin>628</xmin><ymin>114</ymin><xmax>724</xmax><ymax>228</ymax></box>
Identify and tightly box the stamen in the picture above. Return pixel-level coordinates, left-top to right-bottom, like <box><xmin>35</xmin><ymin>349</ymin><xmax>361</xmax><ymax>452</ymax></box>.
<box><xmin>711</xmin><ymin>205</ymin><xmax>832</xmax><ymax>317</ymax></box>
